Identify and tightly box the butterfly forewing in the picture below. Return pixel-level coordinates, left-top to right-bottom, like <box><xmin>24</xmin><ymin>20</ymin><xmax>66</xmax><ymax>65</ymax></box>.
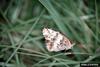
<box><xmin>43</xmin><ymin>28</ymin><xmax>74</xmax><ymax>52</ymax></box>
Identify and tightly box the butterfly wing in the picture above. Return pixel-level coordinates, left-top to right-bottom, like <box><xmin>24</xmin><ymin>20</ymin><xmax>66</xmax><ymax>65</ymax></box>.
<box><xmin>43</xmin><ymin>28</ymin><xmax>74</xmax><ymax>52</ymax></box>
<box><xmin>63</xmin><ymin>36</ymin><xmax>74</xmax><ymax>50</ymax></box>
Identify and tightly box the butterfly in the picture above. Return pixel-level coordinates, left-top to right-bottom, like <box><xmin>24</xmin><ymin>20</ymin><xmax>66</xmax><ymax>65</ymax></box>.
<box><xmin>42</xmin><ymin>28</ymin><xmax>74</xmax><ymax>52</ymax></box>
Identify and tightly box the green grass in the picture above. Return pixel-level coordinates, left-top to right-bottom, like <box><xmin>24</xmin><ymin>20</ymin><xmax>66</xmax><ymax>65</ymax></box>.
<box><xmin>0</xmin><ymin>0</ymin><xmax>100</xmax><ymax>67</ymax></box>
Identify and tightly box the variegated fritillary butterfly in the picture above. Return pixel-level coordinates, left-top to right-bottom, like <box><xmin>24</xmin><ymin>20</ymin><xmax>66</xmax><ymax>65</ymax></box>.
<box><xmin>42</xmin><ymin>28</ymin><xmax>74</xmax><ymax>52</ymax></box>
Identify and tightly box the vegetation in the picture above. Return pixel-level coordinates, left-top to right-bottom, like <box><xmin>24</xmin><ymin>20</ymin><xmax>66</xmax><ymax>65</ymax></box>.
<box><xmin>0</xmin><ymin>0</ymin><xmax>100</xmax><ymax>67</ymax></box>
